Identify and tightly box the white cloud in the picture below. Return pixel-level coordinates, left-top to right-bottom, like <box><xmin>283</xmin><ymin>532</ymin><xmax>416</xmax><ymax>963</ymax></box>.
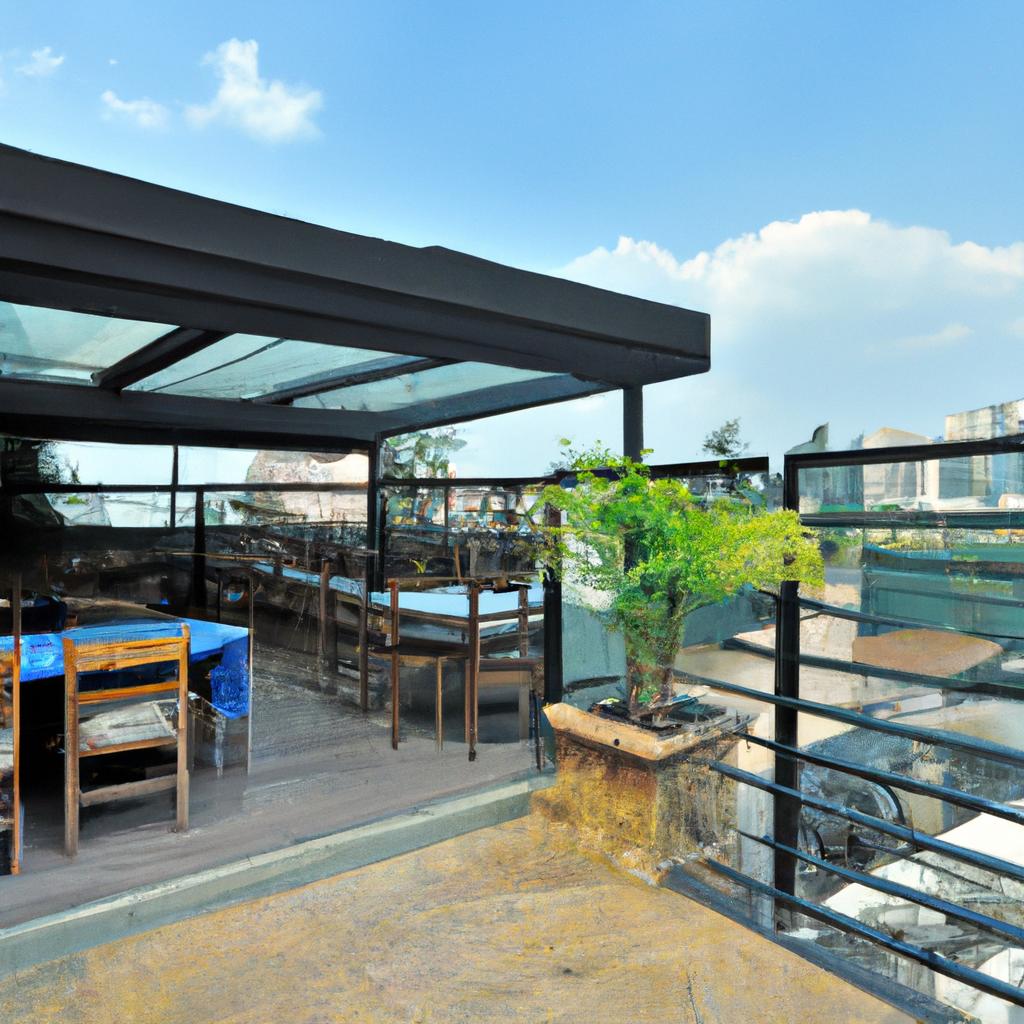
<box><xmin>100</xmin><ymin>89</ymin><xmax>169</xmax><ymax>130</ymax></box>
<box><xmin>17</xmin><ymin>46</ymin><xmax>64</xmax><ymax>77</ymax></box>
<box><xmin>455</xmin><ymin>212</ymin><xmax>1024</xmax><ymax>474</ymax></box>
<box><xmin>889</xmin><ymin>322</ymin><xmax>973</xmax><ymax>352</ymax></box>
<box><xmin>185</xmin><ymin>38</ymin><xmax>322</xmax><ymax>143</ymax></box>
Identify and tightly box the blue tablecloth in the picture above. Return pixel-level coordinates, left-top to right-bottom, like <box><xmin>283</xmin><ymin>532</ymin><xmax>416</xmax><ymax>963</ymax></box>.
<box><xmin>0</xmin><ymin>618</ymin><xmax>250</xmax><ymax>718</ymax></box>
<box><xmin>250</xmin><ymin>562</ymin><xmax>544</xmax><ymax>616</ymax></box>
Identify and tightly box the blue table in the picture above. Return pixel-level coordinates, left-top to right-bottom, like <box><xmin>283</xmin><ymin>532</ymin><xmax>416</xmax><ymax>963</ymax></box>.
<box><xmin>0</xmin><ymin>618</ymin><xmax>251</xmax><ymax>718</ymax></box>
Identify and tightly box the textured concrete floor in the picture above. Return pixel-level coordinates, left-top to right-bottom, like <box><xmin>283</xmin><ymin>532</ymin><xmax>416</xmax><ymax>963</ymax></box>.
<box><xmin>0</xmin><ymin>815</ymin><xmax>912</xmax><ymax>1024</ymax></box>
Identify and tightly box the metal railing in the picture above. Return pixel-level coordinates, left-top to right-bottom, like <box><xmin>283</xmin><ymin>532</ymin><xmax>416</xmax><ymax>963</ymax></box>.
<box><xmin>693</xmin><ymin>434</ymin><xmax>1024</xmax><ymax>1012</ymax></box>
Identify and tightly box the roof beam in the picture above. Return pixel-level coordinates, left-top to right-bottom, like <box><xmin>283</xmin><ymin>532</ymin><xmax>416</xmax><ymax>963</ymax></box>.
<box><xmin>0</xmin><ymin>378</ymin><xmax>376</xmax><ymax>449</ymax></box>
<box><xmin>0</xmin><ymin>143</ymin><xmax>710</xmax><ymax>387</ymax></box>
<box><xmin>94</xmin><ymin>327</ymin><xmax>228</xmax><ymax>391</ymax></box>
<box><xmin>253</xmin><ymin>356</ymin><xmax>453</xmax><ymax>406</ymax></box>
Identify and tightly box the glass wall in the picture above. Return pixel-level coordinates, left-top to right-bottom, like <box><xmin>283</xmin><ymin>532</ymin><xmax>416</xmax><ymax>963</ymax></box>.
<box><xmin>0</xmin><ymin>435</ymin><xmax>541</xmax><ymax>917</ymax></box>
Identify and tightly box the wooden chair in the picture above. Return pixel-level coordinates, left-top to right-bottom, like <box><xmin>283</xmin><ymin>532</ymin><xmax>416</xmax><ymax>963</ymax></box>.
<box><xmin>1</xmin><ymin>575</ymin><xmax>22</xmax><ymax>875</ymax></box>
<box><xmin>64</xmin><ymin>627</ymin><xmax>190</xmax><ymax>857</ymax></box>
<box><xmin>0</xmin><ymin>643</ymin><xmax>20</xmax><ymax>875</ymax></box>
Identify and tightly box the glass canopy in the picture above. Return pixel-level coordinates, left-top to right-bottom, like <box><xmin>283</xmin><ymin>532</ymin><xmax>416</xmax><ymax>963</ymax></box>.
<box><xmin>293</xmin><ymin>362</ymin><xmax>558</xmax><ymax>413</ymax></box>
<box><xmin>129</xmin><ymin>334</ymin><xmax>417</xmax><ymax>400</ymax></box>
<box><xmin>0</xmin><ymin>299</ymin><xmax>603</xmax><ymax>438</ymax></box>
<box><xmin>0</xmin><ymin>302</ymin><xmax>174</xmax><ymax>384</ymax></box>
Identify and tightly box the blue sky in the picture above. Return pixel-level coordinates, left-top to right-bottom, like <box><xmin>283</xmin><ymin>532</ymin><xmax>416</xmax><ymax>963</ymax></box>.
<box><xmin>2</xmin><ymin>2</ymin><xmax>1023</xmax><ymax>473</ymax></box>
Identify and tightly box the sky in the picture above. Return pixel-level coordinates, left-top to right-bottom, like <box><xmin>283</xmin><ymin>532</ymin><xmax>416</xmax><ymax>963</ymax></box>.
<box><xmin>1</xmin><ymin>1</ymin><xmax>1022</xmax><ymax>475</ymax></box>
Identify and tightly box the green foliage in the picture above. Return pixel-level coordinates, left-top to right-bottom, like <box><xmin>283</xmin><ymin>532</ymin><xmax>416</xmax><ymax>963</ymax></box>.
<box><xmin>702</xmin><ymin>418</ymin><xmax>748</xmax><ymax>460</ymax></box>
<box><xmin>539</xmin><ymin>445</ymin><xmax>823</xmax><ymax>709</ymax></box>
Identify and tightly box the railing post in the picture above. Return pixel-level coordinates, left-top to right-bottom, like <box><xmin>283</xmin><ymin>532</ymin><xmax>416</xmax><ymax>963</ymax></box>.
<box><xmin>543</xmin><ymin>505</ymin><xmax>563</xmax><ymax>705</ymax></box>
<box><xmin>773</xmin><ymin>580</ymin><xmax>800</xmax><ymax>909</ymax></box>
<box><xmin>774</xmin><ymin>453</ymin><xmax>802</xmax><ymax>914</ymax></box>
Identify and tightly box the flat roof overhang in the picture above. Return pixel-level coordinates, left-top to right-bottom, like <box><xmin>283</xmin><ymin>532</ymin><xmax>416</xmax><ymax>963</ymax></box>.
<box><xmin>0</xmin><ymin>144</ymin><xmax>710</xmax><ymax>450</ymax></box>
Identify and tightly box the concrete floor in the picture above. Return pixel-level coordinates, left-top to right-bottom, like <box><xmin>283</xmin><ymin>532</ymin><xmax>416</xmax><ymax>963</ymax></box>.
<box><xmin>0</xmin><ymin>815</ymin><xmax>913</xmax><ymax>1024</ymax></box>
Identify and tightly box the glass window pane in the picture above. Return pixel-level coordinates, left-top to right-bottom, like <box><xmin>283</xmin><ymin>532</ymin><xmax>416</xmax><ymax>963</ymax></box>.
<box><xmin>798</xmin><ymin>452</ymin><xmax>1024</xmax><ymax>518</ymax></box>
<box><xmin>203</xmin><ymin>490</ymin><xmax>366</xmax><ymax>527</ymax></box>
<box><xmin>178</xmin><ymin>447</ymin><xmax>367</xmax><ymax>485</ymax></box>
<box><xmin>130</xmin><ymin>334</ymin><xmax>412</xmax><ymax>400</ymax></box>
<box><xmin>47</xmin><ymin>492</ymin><xmax>171</xmax><ymax>528</ymax></box>
<box><xmin>294</xmin><ymin>363</ymin><xmax>557</xmax><ymax>413</ymax></box>
<box><xmin>0</xmin><ymin>302</ymin><xmax>173</xmax><ymax>383</ymax></box>
<box><xmin>0</xmin><ymin>437</ymin><xmax>173</xmax><ymax>486</ymax></box>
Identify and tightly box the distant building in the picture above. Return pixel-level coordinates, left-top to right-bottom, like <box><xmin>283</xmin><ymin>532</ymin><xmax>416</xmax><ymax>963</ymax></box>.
<box><xmin>862</xmin><ymin>427</ymin><xmax>933</xmax><ymax>508</ymax></box>
<box><xmin>942</xmin><ymin>398</ymin><xmax>1024</xmax><ymax>501</ymax></box>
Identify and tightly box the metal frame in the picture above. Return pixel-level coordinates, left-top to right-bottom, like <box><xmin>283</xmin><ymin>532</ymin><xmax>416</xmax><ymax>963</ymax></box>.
<box><xmin>689</xmin><ymin>432</ymin><xmax>1024</xmax><ymax>1011</ymax></box>
<box><xmin>0</xmin><ymin>143</ymin><xmax>710</xmax><ymax>445</ymax></box>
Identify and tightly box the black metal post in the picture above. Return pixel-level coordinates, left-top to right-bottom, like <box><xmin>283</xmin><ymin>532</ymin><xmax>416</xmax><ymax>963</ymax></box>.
<box><xmin>774</xmin><ymin>453</ymin><xmax>802</xmax><ymax>909</ymax></box>
<box><xmin>366</xmin><ymin>438</ymin><xmax>381</xmax><ymax>592</ymax></box>
<box><xmin>622</xmin><ymin>385</ymin><xmax>644</xmax><ymax>461</ymax></box>
<box><xmin>543</xmin><ymin>505</ymin><xmax>563</xmax><ymax>705</ymax></box>
<box><xmin>191</xmin><ymin>489</ymin><xmax>207</xmax><ymax>613</ymax></box>
<box><xmin>169</xmin><ymin>445</ymin><xmax>179</xmax><ymax>529</ymax></box>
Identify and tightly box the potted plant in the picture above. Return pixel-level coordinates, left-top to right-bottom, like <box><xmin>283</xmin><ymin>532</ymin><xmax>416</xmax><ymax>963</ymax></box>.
<box><xmin>539</xmin><ymin>445</ymin><xmax>823</xmax><ymax>716</ymax></box>
<box><xmin>532</xmin><ymin>446</ymin><xmax>823</xmax><ymax>870</ymax></box>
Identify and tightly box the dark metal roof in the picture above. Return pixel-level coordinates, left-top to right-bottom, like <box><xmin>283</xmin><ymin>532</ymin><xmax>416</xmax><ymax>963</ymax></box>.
<box><xmin>0</xmin><ymin>144</ymin><xmax>710</xmax><ymax>449</ymax></box>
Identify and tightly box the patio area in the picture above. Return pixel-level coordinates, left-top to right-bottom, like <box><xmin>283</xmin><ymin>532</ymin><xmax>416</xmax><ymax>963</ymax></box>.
<box><xmin>0</xmin><ymin>813</ymin><xmax>912</xmax><ymax>1024</ymax></box>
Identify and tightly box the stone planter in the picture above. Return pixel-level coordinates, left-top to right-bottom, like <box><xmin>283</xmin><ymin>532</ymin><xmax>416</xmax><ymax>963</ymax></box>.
<box><xmin>533</xmin><ymin>702</ymin><xmax>747</xmax><ymax>877</ymax></box>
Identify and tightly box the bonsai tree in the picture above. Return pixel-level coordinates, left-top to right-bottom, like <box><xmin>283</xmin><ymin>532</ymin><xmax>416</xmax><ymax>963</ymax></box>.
<box><xmin>539</xmin><ymin>446</ymin><xmax>823</xmax><ymax>713</ymax></box>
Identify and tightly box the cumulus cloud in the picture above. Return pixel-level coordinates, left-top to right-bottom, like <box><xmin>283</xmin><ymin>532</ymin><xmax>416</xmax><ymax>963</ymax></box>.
<box><xmin>17</xmin><ymin>46</ymin><xmax>64</xmax><ymax>77</ymax></box>
<box><xmin>185</xmin><ymin>38</ymin><xmax>322</xmax><ymax>143</ymax></box>
<box><xmin>100</xmin><ymin>89</ymin><xmax>169</xmax><ymax>129</ymax></box>
<box><xmin>455</xmin><ymin>212</ymin><xmax>1024</xmax><ymax>474</ymax></box>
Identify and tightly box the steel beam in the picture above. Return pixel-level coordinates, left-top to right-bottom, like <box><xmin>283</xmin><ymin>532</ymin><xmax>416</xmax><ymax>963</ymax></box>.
<box><xmin>255</xmin><ymin>356</ymin><xmax>452</xmax><ymax>405</ymax></box>
<box><xmin>94</xmin><ymin>328</ymin><xmax>228</xmax><ymax>391</ymax></box>
<box><xmin>0</xmin><ymin>378</ymin><xmax>374</xmax><ymax>449</ymax></box>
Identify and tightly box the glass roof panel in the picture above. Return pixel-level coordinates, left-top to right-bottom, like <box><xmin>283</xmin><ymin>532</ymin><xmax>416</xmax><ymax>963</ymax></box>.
<box><xmin>130</xmin><ymin>334</ymin><xmax>414</xmax><ymax>400</ymax></box>
<box><xmin>293</xmin><ymin>363</ymin><xmax>557</xmax><ymax>414</ymax></box>
<box><xmin>0</xmin><ymin>302</ymin><xmax>174</xmax><ymax>384</ymax></box>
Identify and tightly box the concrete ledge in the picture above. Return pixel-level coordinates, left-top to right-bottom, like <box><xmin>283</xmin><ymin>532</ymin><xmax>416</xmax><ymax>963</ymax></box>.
<box><xmin>0</xmin><ymin>772</ymin><xmax>552</xmax><ymax>978</ymax></box>
<box><xmin>544</xmin><ymin>701</ymin><xmax>708</xmax><ymax>762</ymax></box>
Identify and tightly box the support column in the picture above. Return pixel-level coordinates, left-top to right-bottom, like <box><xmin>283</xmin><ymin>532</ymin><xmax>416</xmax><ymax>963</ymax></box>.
<box><xmin>366</xmin><ymin>438</ymin><xmax>381</xmax><ymax>592</ymax></box>
<box><xmin>774</xmin><ymin>453</ymin><xmax>803</xmax><ymax>912</ymax></box>
<box><xmin>623</xmin><ymin>385</ymin><xmax>644</xmax><ymax>462</ymax></box>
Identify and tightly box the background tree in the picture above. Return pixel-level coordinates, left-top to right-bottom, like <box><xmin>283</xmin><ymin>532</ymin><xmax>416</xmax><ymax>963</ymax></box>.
<box><xmin>539</xmin><ymin>446</ymin><xmax>822</xmax><ymax>712</ymax></box>
<box><xmin>702</xmin><ymin>418</ymin><xmax>748</xmax><ymax>460</ymax></box>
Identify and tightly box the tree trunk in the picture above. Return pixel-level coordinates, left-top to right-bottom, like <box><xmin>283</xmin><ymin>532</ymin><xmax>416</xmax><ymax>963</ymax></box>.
<box><xmin>657</xmin><ymin>663</ymin><xmax>675</xmax><ymax>705</ymax></box>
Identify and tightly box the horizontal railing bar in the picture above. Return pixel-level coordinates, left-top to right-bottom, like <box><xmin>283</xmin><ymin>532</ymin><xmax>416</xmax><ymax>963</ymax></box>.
<box><xmin>740</xmin><ymin>732</ymin><xmax>1024</xmax><ymax>828</ymax></box>
<box><xmin>708</xmin><ymin>760</ymin><xmax>1024</xmax><ymax>885</ymax></box>
<box><xmin>703</xmin><ymin>858</ymin><xmax>1024</xmax><ymax>1009</ymax></box>
<box><xmin>677</xmin><ymin>667</ymin><xmax>1024</xmax><ymax>770</ymax></box>
<box><xmin>785</xmin><ymin>432</ymin><xmax>1024</xmax><ymax>469</ymax></box>
<box><xmin>737</xmin><ymin>828</ymin><xmax>1024</xmax><ymax>948</ymax></box>
<box><xmin>723</xmin><ymin>636</ymin><xmax>989</xmax><ymax>692</ymax></box>
<box><xmin>796</xmin><ymin>595</ymin><xmax>1024</xmax><ymax>643</ymax></box>
<box><xmin>800</xmin><ymin>510</ymin><xmax>1024</xmax><ymax>529</ymax></box>
<box><xmin>3</xmin><ymin>481</ymin><xmax>367</xmax><ymax>494</ymax></box>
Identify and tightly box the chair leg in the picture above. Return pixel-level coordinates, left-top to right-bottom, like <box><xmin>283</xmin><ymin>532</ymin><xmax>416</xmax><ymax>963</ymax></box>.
<box><xmin>64</xmin><ymin>754</ymin><xmax>79</xmax><ymax>858</ymax></box>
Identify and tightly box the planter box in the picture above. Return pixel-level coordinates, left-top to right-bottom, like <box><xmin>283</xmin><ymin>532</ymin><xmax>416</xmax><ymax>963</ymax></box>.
<box><xmin>534</xmin><ymin>702</ymin><xmax>746</xmax><ymax>875</ymax></box>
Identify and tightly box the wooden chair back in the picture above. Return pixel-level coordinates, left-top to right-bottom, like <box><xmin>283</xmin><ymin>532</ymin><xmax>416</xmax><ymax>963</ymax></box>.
<box><xmin>64</xmin><ymin>626</ymin><xmax>190</xmax><ymax>857</ymax></box>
